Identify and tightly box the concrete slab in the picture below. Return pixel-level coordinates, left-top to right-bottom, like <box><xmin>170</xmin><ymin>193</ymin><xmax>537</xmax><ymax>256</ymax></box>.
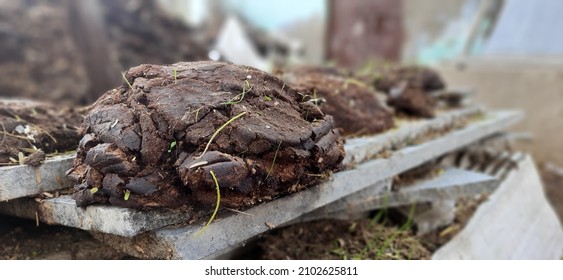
<box><xmin>342</xmin><ymin>106</ymin><xmax>485</xmax><ymax>166</ymax></box>
<box><xmin>433</xmin><ymin>155</ymin><xmax>563</xmax><ymax>259</ymax></box>
<box><xmin>88</xmin><ymin>110</ymin><xmax>522</xmax><ymax>259</ymax></box>
<box><xmin>0</xmin><ymin>196</ymin><xmax>193</xmax><ymax>237</ymax></box>
<box><xmin>0</xmin><ymin>154</ymin><xmax>74</xmax><ymax>201</ymax></box>
<box><xmin>303</xmin><ymin>168</ymin><xmax>498</xmax><ymax>222</ymax></box>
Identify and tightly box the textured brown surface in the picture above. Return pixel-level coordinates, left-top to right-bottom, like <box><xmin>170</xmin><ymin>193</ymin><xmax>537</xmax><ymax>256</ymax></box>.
<box><xmin>371</xmin><ymin>66</ymin><xmax>445</xmax><ymax>118</ymax></box>
<box><xmin>69</xmin><ymin>61</ymin><xmax>344</xmax><ymax>209</ymax></box>
<box><xmin>282</xmin><ymin>66</ymin><xmax>394</xmax><ymax>137</ymax></box>
<box><xmin>259</xmin><ymin>219</ymin><xmax>430</xmax><ymax>260</ymax></box>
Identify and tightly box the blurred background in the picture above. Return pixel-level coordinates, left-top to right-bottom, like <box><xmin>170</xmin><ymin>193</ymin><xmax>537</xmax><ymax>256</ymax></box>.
<box><xmin>0</xmin><ymin>0</ymin><xmax>562</xmax><ymax>217</ymax></box>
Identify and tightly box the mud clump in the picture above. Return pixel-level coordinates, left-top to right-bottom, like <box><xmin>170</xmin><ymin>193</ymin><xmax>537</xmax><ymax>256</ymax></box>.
<box><xmin>371</xmin><ymin>66</ymin><xmax>446</xmax><ymax>118</ymax></box>
<box><xmin>69</xmin><ymin>61</ymin><xmax>345</xmax><ymax>209</ymax></box>
<box><xmin>0</xmin><ymin>100</ymin><xmax>82</xmax><ymax>165</ymax></box>
<box><xmin>282</xmin><ymin>66</ymin><xmax>394</xmax><ymax>137</ymax></box>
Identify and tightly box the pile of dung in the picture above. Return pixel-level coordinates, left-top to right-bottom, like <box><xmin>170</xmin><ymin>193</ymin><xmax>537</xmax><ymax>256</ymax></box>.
<box><xmin>69</xmin><ymin>61</ymin><xmax>345</xmax><ymax>209</ymax></box>
<box><xmin>372</xmin><ymin>66</ymin><xmax>446</xmax><ymax>118</ymax></box>
<box><xmin>282</xmin><ymin>66</ymin><xmax>394</xmax><ymax>137</ymax></box>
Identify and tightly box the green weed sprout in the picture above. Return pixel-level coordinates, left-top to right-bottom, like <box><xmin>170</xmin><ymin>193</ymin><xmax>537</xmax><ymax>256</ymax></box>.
<box><xmin>121</xmin><ymin>72</ymin><xmax>133</xmax><ymax>89</ymax></box>
<box><xmin>197</xmin><ymin>111</ymin><xmax>247</xmax><ymax>158</ymax></box>
<box><xmin>194</xmin><ymin>170</ymin><xmax>221</xmax><ymax>238</ymax></box>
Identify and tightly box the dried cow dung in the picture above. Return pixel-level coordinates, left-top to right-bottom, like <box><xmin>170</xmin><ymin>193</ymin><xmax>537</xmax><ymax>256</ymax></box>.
<box><xmin>69</xmin><ymin>61</ymin><xmax>345</xmax><ymax>209</ymax></box>
<box><xmin>0</xmin><ymin>100</ymin><xmax>82</xmax><ymax>165</ymax></box>
<box><xmin>282</xmin><ymin>66</ymin><xmax>394</xmax><ymax>137</ymax></box>
<box><xmin>372</xmin><ymin>66</ymin><xmax>446</xmax><ymax>118</ymax></box>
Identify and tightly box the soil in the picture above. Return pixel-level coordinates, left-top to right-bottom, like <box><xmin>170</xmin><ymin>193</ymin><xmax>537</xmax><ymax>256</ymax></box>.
<box><xmin>257</xmin><ymin>219</ymin><xmax>431</xmax><ymax>260</ymax></box>
<box><xmin>0</xmin><ymin>99</ymin><xmax>82</xmax><ymax>165</ymax></box>
<box><xmin>365</xmin><ymin>66</ymin><xmax>446</xmax><ymax>118</ymax></box>
<box><xmin>69</xmin><ymin>61</ymin><xmax>345</xmax><ymax>209</ymax></box>
<box><xmin>281</xmin><ymin>66</ymin><xmax>394</xmax><ymax>137</ymax></box>
<box><xmin>0</xmin><ymin>214</ymin><xmax>129</xmax><ymax>260</ymax></box>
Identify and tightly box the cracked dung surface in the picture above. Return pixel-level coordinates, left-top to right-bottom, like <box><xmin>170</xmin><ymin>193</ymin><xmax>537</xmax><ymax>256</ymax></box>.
<box><xmin>0</xmin><ymin>99</ymin><xmax>82</xmax><ymax>165</ymax></box>
<box><xmin>372</xmin><ymin>66</ymin><xmax>445</xmax><ymax>118</ymax></box>
<box><xmin>281</xmin><ymin>66</ymin><xmax>394</xmax><ymax>137</ymax></box>
<box><xmin>69</xmin><ymin>61</ymin><xmax>345</xmax><ymax>209</ymax></box>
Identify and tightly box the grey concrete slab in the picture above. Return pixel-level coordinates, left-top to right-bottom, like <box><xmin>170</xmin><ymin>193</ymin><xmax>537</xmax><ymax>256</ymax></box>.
<box><xmin>0</xmin><ymin>196</ymin><xmax>193</xmax><ymax>237</ymax></box>
<box><xmin>0</xmin><ymin>154</ymin><xmax>74</xmax><ymax>201</ymax></box>
<box><xmin>433</xmin><ymin>155</ymin><xmax>563</xmax><ymax>259</ymax></box>
<box><xmin>303</xmin><ymin>168</ymin><xmax>498</xmax><ymax>222</ymax></box>
<box><xmin>342</xmin><ymin>106</ymin><xmax>484</xmax><ymax>166</ymax></box>
<box><xmin>91</xmin><ymin>110</ymin><xmax>522</xmax><ymax>259</ymax></box>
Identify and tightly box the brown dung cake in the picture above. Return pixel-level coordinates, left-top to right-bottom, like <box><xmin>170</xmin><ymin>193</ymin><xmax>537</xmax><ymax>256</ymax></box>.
<box><xmin>282</xmin><ymin>66</ymin><xmax>394</xmax><ymax>137</ymax></box>
<box><xmin>372</xmin><ymin>66</ymin><xmax>446</xmax><ymax>118</ymax></box>
<box><xmin>68</xmin><ymin>61</ymin><xmax>345</xmax><ymax>209</ymax></box>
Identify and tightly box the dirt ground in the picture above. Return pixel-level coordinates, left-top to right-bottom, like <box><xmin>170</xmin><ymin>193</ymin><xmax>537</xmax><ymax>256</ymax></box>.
<box><xmin>256</xmin><ymin>218</ymin><xmax>431</xmax><ymax>260</ymax></box>
<box><xmin>0</xmin><ymin>214</ymin><xmax>129</xmax><ymax>260</ymax></box>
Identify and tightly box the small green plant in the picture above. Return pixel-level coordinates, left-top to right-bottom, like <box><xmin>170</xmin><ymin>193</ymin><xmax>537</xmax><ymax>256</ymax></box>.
<box><xmin>121</xmin><ymin>72</ymin><xmax>133</xmax><ymax>89</ymax></box>
<box><xmin>194</xmin><ymin>170</ymin><xmax>221</xmax><ymax>238</ymax></box>
<box><xmin>168</xmin><ymin>140</ymin><xmax>177</xmax><ymax>153</ymax></box>
<box><xmin>265</xmin><ymin>140</ymin><xmax>282</xmax><ymax>180</ymax></box>
<box><xmin>191</xmin><ymin>107</ymin><xmax>204</xmax><ymax>123</ymax></box>
<box><xmin>263</xmin><ymin>95</ymin><xmax>272</xmax><ymax>101</ymax></box>
<box><xmin>90</xmin><ymin>187</ymin><xmax>99</xmax><ymax>194</ymax></box>
<box><xmin>124</xmin><ymin>190</ymin><xmax>131</xmax><ymax>201</ymax></box>
<box><xmin>375</xmin><ymin>203</ymin><xmax>416</xmax><ymax>259</ymax></box>
<box><xmin>343</xmin><ymin>78</ymin><xmax>367</xmax><ymax>89</ymax></box>
<box><xmin>221</xmin><ymin>80</ymin><xmax>252</xmax><ymax>105</ymax></box>
<box><xmin>197</xmin><ymin>111</ymin><xmax>247</xmax><ymax>158</ymax></box>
